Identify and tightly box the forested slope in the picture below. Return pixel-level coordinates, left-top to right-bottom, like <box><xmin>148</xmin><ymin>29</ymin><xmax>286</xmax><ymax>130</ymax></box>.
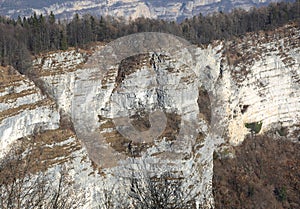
<box><xmin>0</xmin><ymin>1</ymin><xmax>299</xmax><ymax>74</ymax></box>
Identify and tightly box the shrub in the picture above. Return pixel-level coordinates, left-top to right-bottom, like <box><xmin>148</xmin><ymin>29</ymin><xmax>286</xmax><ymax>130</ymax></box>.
<box><xmin>245</xmin><ymin>121</ymin><xmax>262</xmax><ymax>134</ymax></box>
<box><xmin>274</xmin><ymin>187</ymin><xmax>287</xmax><ymax>202</ymax></box>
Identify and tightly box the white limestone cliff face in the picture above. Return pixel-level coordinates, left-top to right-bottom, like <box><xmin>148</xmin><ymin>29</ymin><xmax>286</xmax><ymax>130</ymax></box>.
<box><xmin>216</xmin><ymin>24</ymin><xmax>300</xmax><ymax>145</ymax></box>
<box><xmin>0</xmin><ymin>66</ymin><xmax>60</xmax><ymax>158</ymax></box>
<box><xmin>27</xmin><ymin>24</ymin><xmax>299</xmax><ymax>208</ymax></box>
<box><xmin>1</xmin><ymin>0</ymin><xmax>282</xmax><ymax>21</ymax></box>
<box><xmin>1</xmin><ymin>23</ymin><xmax>298</xmax><ymax>208</ymax></box>
<box><xmin>31</xmin><ymin>49</ymin><xmax>90</xmax><ymax>116</ymax></box>
<box><xmin>32</xmin><ymin>43</ymin><xmax>220</xmax><ymax>206</ymax></box>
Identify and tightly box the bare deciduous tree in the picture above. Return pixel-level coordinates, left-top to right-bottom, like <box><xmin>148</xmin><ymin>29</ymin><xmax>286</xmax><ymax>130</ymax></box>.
<box><xmin>125</xmin><ymin>163</ymin><xmax>201</xmax><ymax>209</ymax></box>
<box><xmin>0</xmin><ymin>149</ymin><xmax>84</xmax><ymax>209</ymax></box>
<box><xmin>94</xmin><ymin>180</ymin><xmax>131</xmax><ymax>209</ymax></box>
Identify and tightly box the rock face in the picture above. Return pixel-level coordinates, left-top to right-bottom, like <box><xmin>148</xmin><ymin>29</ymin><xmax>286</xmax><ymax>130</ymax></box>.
<box><xmin>219</xmin><ymin>24</ymin><xmax>300</xmax><ymax>145</ymax></box>
<box><xmin>31</xmin><ymin>49</ymin><xmax>88</xmax><ymax>116</ymax></box>
<box><xmin>32</xmin><ymin>35</ymin><xmax>220</xmax><ymax>206</ymax></box>
<box><xmin>0</xmin><ymin>24</ymin><xmax>299</xmax><ymax>208</ymax></box>
<box><xmin>0</xmin><ymin>66</ymin><xmax>60</xmax><ymax>158</ymax></box>
<box><xmin>0</xmin><ymin>0</ymin><xmax>284</xmax><ymax>21</ymax></box>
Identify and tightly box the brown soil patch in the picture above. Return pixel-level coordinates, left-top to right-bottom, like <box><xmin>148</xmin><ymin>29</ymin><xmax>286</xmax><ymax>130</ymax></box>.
<box><xmin>130</xmin><ymin>111</ymin><xmax>151</xmax><ymax>131</ymax></box>
<box><xmin>0</xmin><ymin>88</ymin><xmax>38</xmax><ymax>103</ymax></box>
<box><xmin>0</xmin><ymin>66</ymin><xmax>24</xmax><ymax>84</ymax></box>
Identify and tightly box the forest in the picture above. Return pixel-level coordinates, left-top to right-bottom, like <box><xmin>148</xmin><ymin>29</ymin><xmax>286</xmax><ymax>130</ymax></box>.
<box><xmin>0</xmin><ymin>0</ymin><xmax>299</xmax><ymax>73</ymax></box>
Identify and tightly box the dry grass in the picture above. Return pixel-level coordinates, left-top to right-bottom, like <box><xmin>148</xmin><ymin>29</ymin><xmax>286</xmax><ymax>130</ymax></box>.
<box><xmin>0</xmin><ymin>66</ymin><xmax>24</xmax><ymax>84</ymax></box>
<box><xmin>20</xmin><ymin>129</ymin><xmax>80</xmax><ymax>173</ymax></box>
<box><xmin>98</xmin><ymin>111</ymin><xmax>181</xmax><ymax>157</ymax></box>
<box><xmin>0</xmin><ymin>128</ymin><xmax>82</xmax><ymax>175</ymax></box>
<box><xmin>0</xmin><ymin>88</ymin><xmax>38</xmax><ymax>103</ymax></box>
<box><xmin>114</xmin><ymin>53</ymin><xmax>151</xmax><ymax>90</ymax></box>
<box><xmin>101</xmin><ymin>67</ymin><xmax>118</xmax><ymax>89</ymax></box>
<box><xmin>0</xmin><ymin>98</ymin><xmax>55</xmax><ymax>122</ymax></box>
<box><xmin>30</xmin><ymin>46</ymin><xmax>97</xmax><ymax>77</ymax></box>
<box><xmin>222</xmin><ymin>23</ymin><xmax>300</xmax><ymax>84</ymax></box>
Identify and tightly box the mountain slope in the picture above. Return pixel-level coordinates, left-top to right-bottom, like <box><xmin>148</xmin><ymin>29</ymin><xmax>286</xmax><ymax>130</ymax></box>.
<box><xmin>0</xmin><ymin>0</ymin><xmax>287</xmax><ymax>21</ymax></box>
<box><xmin>0</xmin><ymin>23</ymin><xmax>299</xmax><ymax>208</ymax></box>
<box><xmin>0</xmin><ymin>66</ymin><xmax>60</xmax><ymax>158</ymax></box>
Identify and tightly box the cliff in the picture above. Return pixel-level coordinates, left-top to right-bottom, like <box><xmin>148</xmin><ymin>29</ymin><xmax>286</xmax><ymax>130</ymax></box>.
<box><xmin>0</xmin><ymin>66</ymin><xmax>60</xmax><ymax>158</ymax></box>
<box><xmin>0</xmin><ymin>0</ymin><xmax>284</xmax><ymax>21</ymax></box>
<box><xmin>0</xmin><ymin>23</ymin><xmax>299</xmax><ymax>208</ymax></box>
<box><xmin>220</xmin><ymin>23</ymin><xmax>300</xmax><ymax>145</ymax></box>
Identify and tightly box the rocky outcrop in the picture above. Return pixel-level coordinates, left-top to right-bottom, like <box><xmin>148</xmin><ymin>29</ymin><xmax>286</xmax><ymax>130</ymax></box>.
<box><xmin>31</xmin><ymin>49</ymin><xmax>87</xmax><ymax>116</ymax></box>
<box><xmin>0</xmin><ymin>23</ymin><xmax>299</xmax><ymax>208</ymax></box>
<box><xmin>1</xmin><ymin>0</ymin><xmax>283</xmax><ymax>21</ymax></box>
<box><xmin>218</xmin><ymin>24</ymin><xmax>300</xmax><ymax>145</ymax></box>
<box><xmin>25</xmin><ymin>24</ymin><xmax>300</xmax><ymax>208</ymax></box>
<box><xmin>0</xmin><ymin>66</ymin><xmax>60</xmax><ymax>158</ymax></box>
<box><xmin>31</xmin><ymin>36</ymin><xmax>219</xmax><ymax>206</ymax></box>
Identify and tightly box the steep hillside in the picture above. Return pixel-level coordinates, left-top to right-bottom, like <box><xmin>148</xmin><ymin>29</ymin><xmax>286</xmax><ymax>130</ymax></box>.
<box><xmin>0</xmin><ymin>0</ymin><xmax>286</xmax><ymax>21</ymax></box>
<box><xmin>212</xmin><ymin>24</ymin><xmax>300</xmax><ymax>208</ymax></box>
<box><xmin>214</xmin><ymin>135</ymin><xmax>300</xmax><ymax>209</ymax></box>
<box><xmin>218</xmin><ymin>23</ymin><xmax>300</xmax><ymax>144</ymax></box>
<box><xmin>0</xmin><ymin>66</ymin><xmax>60</xmax><ymax>158</ymax></box>
<box><xmin>30</xmin><ymin>40</ymin><xmax>218</xmax><ymax>206</ymax></box>
<box><xmin>0</xmin><ymin>23</ymin><xmax>299</xmax><ymax>208</ymax></box>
